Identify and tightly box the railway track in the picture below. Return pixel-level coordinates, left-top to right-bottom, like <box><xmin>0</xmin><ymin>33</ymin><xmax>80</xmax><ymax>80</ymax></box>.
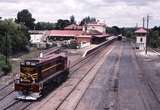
<box><xmin>0</xmin><ymin>42</ymin><xmax>108</xmax><ymax>102</ymax></box>
<box><xmin>0</xmin><ymin>40</ymin><xmax>116</xmax><ymax>110</ymax></box>
<box><xmin>28</xmin><ymin>42</ymin><xmax>117</xmax><ymax>110</ymax></box>
<box><xmin>68</xmin><ymin>43</ymin><xmax>123</xmax><ymax>110</ymax></box>
<box><xmin>134</xmin><ymin>47</ymin><xmax>160</xmax><ymax>109</ymax></box>
<box><xmin>143</xmin><ymin>48</ymin><xmax>160</xmax><ymax>104</ymax></box>
<box><xmin>149</xmin><ymin>48</ymin><xmax>160</xmax><ymax>56</ymax></box>
<box><xmin>3</xmin><ymin>100</ymin><xmax>31</xmax><ymax>110</ymax></box>
<box><xmin>140</xmin><ymin>66</ymin><xmax>160</xmax><ymax>106</ymax></box>
<box><xmin>129</xmin><ymin>41</ymin><xmax>160</xmax><ymax>109</ymax></box>
<box><xmin>0</xmin><ymin>83</ymin><xmax>14</xmax><ymax>101</ymax></box>
<box><xmin>0</xmin><ymin>77</ymin><xmax>15</xmax><ymax>102</ymax></box>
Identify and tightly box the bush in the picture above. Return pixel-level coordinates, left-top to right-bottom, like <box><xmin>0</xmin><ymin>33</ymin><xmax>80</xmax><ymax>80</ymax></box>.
<box><xmin>0</xmin><ymin>55</ymin><xmax>6</xmax><ymax>67</ymax></box>
<box><xmin>68</xmin><ymin>43</ymin><xmax>78</xmax><ymax>49</ymax></box>
<box><xmin>68</xmin><ymin>40</ymin><xmax>78</xmax><ymax>49</ymax></box>
<box><xmin>0</xmin><ymin>55</ymin><xmax>12</xmax><ymax>74</ymax></box>
<box><xmin>1</xmin><ymin>64</ymin><xmax>12</xmax><ymax>74</ymax></box>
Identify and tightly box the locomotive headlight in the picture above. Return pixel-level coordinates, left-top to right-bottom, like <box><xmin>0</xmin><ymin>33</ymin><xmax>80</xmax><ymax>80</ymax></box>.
<box><xmin>26</xmin><ymin>61</ymin><xmax>31</xmax><ymax>65</ymax></box>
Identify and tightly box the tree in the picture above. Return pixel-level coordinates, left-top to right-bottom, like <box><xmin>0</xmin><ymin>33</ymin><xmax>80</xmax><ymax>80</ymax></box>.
<box><xmin>55</xmin><ymin>19</ymin><xmax>71</xmax><ymax>30</ymax></box>
<box><xmin>106</xmin><ymin>26</ymin><xmax>121</xmax><ymax>35</ymax></box>
<box><xmin>35</xmin><ymin>22</ymin><xmax>56</xmax><ymax>30</ymax></box>
<box><xmin>0</xmin><ymin>19</ymin><xmax>30</xmax><ymax>55</ymax></box>
<box><xmin>111</xmin><ymin>26</ymin><xmax>121</xmax><ymax>35</ymax></box>
<box><xmin>149</xmin><ymin>27</ymin><xmax>160</xmax><ymax>48</ymax></box>
<box><xmin>79</xmin><ymin>16</ymin><xmax>96</xmax><ymax>26</ymax></box>
<box><xmin>70</xmin><ymin>15</ymin><xmax>76</xmax><ymax>24</ymax></box>
<box><xmin>126</xmin><ymin>31</ymin><xmax>133</xmax><ymax>38</ymax></box>
<box><xmin>0</xmin><ymin>19</ymin><xmax>30</xmax><ymax>73</ymax></box>
<box><xmin>15</xmin><ymin>9</ymin><xmax>35</xmax><ymax>30</ymax></box>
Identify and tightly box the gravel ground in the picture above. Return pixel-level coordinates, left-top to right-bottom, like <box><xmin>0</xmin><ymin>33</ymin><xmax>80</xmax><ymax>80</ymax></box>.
<box><xmin>75</xmin><ymin>41</ymin><xmax>122</xmax><ymax>110</ymax></box>
<box><xmin>75</xmin><ymin>41</ymin><xmax>160</xmax><ymax>110</ymax></box>
<box><xmin>136</xmin><ymin>47</ymin><xmax>160</xmax><ymax>110</ymax></box>
<box><xmin>4</xmin><ymin>41</ymin><xmax>160</xmax><ymax>110</ymax></box>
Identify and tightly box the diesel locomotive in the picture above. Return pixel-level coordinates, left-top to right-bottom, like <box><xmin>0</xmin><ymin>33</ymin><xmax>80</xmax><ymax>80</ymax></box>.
<box><xmin>14</xmin><ymin>53</ymin><xmax>69</xmax><ymax>100</ymax></box>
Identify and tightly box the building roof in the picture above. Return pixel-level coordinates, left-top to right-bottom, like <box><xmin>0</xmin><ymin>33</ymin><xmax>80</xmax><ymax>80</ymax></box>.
<box><xmin>93</xmin><ymin>33</ymin><xmax>109</xmax><ymax>38</ymax></box>
<box><xmin>64</xmin><ymin>24</ymin><xmax>82</xmax><ymax>30</ymax></box>
<box><xmin>48</xmin><ymin>30</ymin><xmax>83</xmax><ymax>37</ymax></box>
<box><xmin>77</xmin><ymin>35</ymin><xmax>92</xmax><ymax>38</ymax></box>
<box><xmin>87</xmin><ymin>21</ymin><xmax>106</xmax><ymax>27</ymax></box>
<box><xmin>83</xmin><ymin>30</ymin><xmax>103</xmax><ymax>35</ymax></box>
<box><xmin>29</xmin><ymin>30</ymin><xmax>47</xmax><ymax>34</ymax></box>
<box><xmin>135</xmin><ymin>28</ymin><xmax>147</xmax><ymax>33</ymax></box>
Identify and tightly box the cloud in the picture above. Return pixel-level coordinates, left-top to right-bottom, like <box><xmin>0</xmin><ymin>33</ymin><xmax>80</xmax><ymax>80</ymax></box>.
<box><xmin>0</xmin><ymin>0</ymin><xmax>160</xmax><ymax>27</ymax></box>
<box><xmin>0</xmin><ymin>0</ymin><xmax>17</xmax><ymax>3</ymax></box>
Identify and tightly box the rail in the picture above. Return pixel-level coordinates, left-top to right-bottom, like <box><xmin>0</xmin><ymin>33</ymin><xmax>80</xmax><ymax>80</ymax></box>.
<box><xmin>149</xmin><ymin>48</ymin><xmax>160</xmax><ymax>56</ymax></box>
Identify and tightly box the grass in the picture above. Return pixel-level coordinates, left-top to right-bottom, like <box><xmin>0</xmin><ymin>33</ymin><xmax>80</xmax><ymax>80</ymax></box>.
<box><xmin>10</xmin><ymin>48</ymin><xmax>41</xmax><ymax>75</ymax></box>
<box><xmin>0</xmin><ymin>55</ymin><xmax>6</xmax><ymax>68</ymax></box>
<box><xmin>0</xmin><ymin>55</ymin><xmax>11</xmax><ymax>75</ymax></box>
<box><xmin>0</xmin><ymin>48</ymin><xmax>41</xmax><ymax>75</ymax></box>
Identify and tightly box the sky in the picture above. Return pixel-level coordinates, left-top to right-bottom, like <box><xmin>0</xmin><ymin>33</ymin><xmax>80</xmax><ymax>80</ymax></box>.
<box><xmin>0</xmin><ymin>0</ymin><xmax>160</xmax><ymax>27</ymax></box>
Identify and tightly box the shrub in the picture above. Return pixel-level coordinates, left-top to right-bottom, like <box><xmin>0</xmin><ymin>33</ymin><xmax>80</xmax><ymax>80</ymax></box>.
<box><xmin>69</xmin><ymin>43</ymin><xmax>78</xmax><ymax>49</ymax></box>
<box><xmin>0</xmin><ymin>55</ymin><xmax>12</xmax><ymax>74</ymax></box>
<box><xmin>0</xmin><ymin>55</ymin><xmax>6</xmax><ymax>67</ymax></box>
<box><xmin>68</xmin><ymin>40</ymin><xmax>78</xmax><ymax>49</ymax></box>
<box><xmin>1</xmin><ymin>64</ymin><xmax>12</xmax><ymax>74</ymax></box>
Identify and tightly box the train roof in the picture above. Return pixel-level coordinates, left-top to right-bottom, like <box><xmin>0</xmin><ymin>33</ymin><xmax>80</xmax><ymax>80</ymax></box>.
<box><xmin>21</xmin><ymin>53</ymin><xmax>67</xmax><ymax>66</ymax></box>
<box><xmin>38</xmin><ymin>53</ymin><xmax>66</xmax><ymax>63</ymax></box>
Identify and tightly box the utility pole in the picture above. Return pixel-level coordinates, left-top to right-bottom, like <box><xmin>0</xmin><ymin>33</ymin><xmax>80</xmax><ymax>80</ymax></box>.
<box><xmin>136</xmin><ymin>23</ymin><xmax>138</xmax><ymax>28</ymax></box>
<box><xmin>5</xmin><ymin>32</ymin><xmax>8</xmax><ymax>64</ymax></box>
<box><xmin>143</xmin><ymin>17</ymin><xmax>145</xmax><ymax>28</ymax></box>
<box><xmin>146</xmin><ymin>15</ymin><xmax>149</xmax><ymax>55</ymax></box>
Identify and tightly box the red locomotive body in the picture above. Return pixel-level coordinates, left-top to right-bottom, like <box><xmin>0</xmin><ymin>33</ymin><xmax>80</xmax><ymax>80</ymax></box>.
<box><xmin>14</xmin><ymin>53</ymin><xmax>69</xmax><ymax>100</ymax></box>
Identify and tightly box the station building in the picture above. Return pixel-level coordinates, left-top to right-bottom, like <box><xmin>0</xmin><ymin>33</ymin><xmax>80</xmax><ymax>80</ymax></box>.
<box><xmin>135</xmin><ymin>28</ymin><xmax>147</xmax><ymax>50</ymax></box>
<box><xmin>29</xmin><ymin>30</ymin><xmax>48</xmax><ymax>48</ymax></box>
<box><xmin>29</xmin><ymin>21</ymin><xmax>109</xmax><ymax>48</ymax></box>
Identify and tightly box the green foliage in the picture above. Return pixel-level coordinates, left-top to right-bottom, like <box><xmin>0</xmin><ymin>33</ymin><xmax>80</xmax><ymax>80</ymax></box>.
<box><xmin>149</xmin><ymin>29</ymin><xmax>160</xmax><ymax>48</ymax></box>
<box><xmin>0</xmin><ymin>19</ymin><xmax>30</xmax><ymax>55</ymax></box>
<box><xmin>79</xmin><ymin>16</ymin><xmax>96</xmax><ymax>26</ymax></box>
<box><xmin>15</xmin><ymin>9</ymin><xmax>35</xmax><ymax>30</ymax></box>
<box><xmin>68</xmin><ymin>41</ymin><xmax>78</xmax><ymax>49</ymax></box>
<box><xmin>35</xmin><ymin>22</ymin><xmax>56</xmax><ymax>30</ymax></box>
<box><xmin>70</xmin><ymin>15</ymin><xmax>76</xmax><ymax>24</ymax></box>
<box><xmin>120</xmin><ymin>27</ymin><xmax>135</xmax><ymax>39</ymax></box>
<box><xmin>0</xmin><ymin>55</ymin><xmax>6</xmax><ymax>67</ymax></box>
<box><xmin>126</xmin><ymin>31</ymin><xmax>133</xmax><ymax>38</ymax></box>
<box><xmin>0</xmin><ymin>55</ymin><xmax>11</xmax><ymax>74</ymax></box>
<box><xmin>106</xmin><ymin>26</ymin><xmax>121</xmax><ymax>35</ymax></box>
<box><xmin>55</xmin><ymin>19</ymin><xmax>71</xmax><ymax>30</ymax></box>
<box><xmin>1</xmin><ymin>64</ymin><xmax>12</xmax><ymax>74</ymax></box>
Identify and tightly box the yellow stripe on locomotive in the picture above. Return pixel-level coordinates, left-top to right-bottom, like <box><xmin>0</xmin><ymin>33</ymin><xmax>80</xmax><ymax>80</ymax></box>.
<box><xmin>20</xmin><ymin>72</ymin><xmax>38</xmax><ymax>82</ymax></box>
